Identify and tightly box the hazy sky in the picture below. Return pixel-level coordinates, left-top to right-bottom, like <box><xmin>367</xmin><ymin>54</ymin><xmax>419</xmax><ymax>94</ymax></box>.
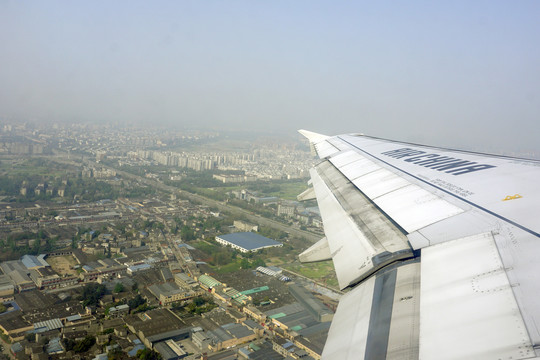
<box><xmin>1</xmin><ymin>1</ymin><xmax>539</xmax><ymax>153</ymax></box>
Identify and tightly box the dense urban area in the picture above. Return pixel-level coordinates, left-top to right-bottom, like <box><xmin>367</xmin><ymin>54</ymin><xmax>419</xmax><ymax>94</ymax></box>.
<box><xmin>0</xmin><ymin>121</ymin><xmax>341</xmax><ymax>360</ymax></box>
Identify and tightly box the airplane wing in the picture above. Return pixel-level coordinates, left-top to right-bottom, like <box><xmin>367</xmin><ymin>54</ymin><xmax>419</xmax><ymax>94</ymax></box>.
<box><xmin>298</xmin><ymin>130</ymin><xmax>540</xmax><ymax>360</ymax></box>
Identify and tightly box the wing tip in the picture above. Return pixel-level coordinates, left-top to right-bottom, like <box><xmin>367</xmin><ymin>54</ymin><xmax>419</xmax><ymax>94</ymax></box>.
<box><xmin>298</xmin><ymin>129</ymin><xmax>329</xmax><ymax>143</ymax></box>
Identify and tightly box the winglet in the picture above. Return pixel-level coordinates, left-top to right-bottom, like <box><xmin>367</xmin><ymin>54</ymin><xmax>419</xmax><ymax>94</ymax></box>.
<box><xmin>298</xmin><ymin>130</ymin><xmax>329</xmax><ymax>143</ymax></box>
<box><xmin>299</xmin><ymin>130</ymin><xmax>329</xmax><ymax>157</ymax></box>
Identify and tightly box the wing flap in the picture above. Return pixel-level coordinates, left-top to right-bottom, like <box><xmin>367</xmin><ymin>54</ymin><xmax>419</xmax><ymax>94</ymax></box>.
<box><xmin>310</xmin><ymin>167</ymin><xmax>380</xmax><ymax>288</ymax></box>
<box><xmin>351</xmin><ymin>168</ymin><xmax>410</xmax><ymax>199</ymax></box>
<box><xmin>373</xmin><ymin>184</ymin><xmax>464</xmax><ymax>233</ymax></box>
<box><xmin>327</xmin><ymin>150</ymin><xmax>360</xmax><ymax>168</ymax></box>
<box><xmin>419</xmin><ymin>232</ymin><xmax>534</xmax><ymax>359</ymax></box>
<box><xmin>322</xmin><ymin>261</ymin><xmax>421</xmax><ymax>360</ymax></box>
<box><xmin>310</xmin><ymin>162</ymin><xmax>412</xmax><ymax>289</ymax></box>
<box><xmin>321</xmin><ymin>276</ymin><xmax>376</xmax><ymax>359</ymax></box>
<box><xmin>297</xmin><ymin>186</ymin><xmax>316</xmax><ymax>201</ymax></box>
<box><xmin>337</xmin><ymin>157</ymin><xmax>380</xmax><ymax>180</ymax></box>
<box><xmin>298</xmin><ymin>237</ymin><xmax>331</xmax><ymax>263</ymax></box>
<box><xmin>386</xmin><ymin>262</ymin><xmax>421</xmax><ymax>360</ymax></box>
<box><xmin>324</xmin><ymin>145</ymin><xmax>466</xmax><ymax>234</ymax></box>
<box><xmin>315</xmin><ymin>141</ymin><xmax>340</xmax><ymax>158</ymax></box>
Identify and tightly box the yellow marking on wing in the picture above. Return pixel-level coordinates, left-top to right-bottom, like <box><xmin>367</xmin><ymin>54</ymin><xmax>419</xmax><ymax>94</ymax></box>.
<box><xmin>502</xmin><ymin>194</ymin><xmax>522</xmax><ymax>201</ymax></box>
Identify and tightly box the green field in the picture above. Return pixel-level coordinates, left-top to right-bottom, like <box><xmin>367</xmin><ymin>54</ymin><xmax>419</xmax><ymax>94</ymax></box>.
<box><xmin>265</xmin><ymin>181</ymin><xmax>309</xmax><ymax>200</ymax></box>
<box><xmin>0</xmin><ymin>159</ymin><xmax>72</xmax><ymax>178</ymax></box>
<box><xmin>192</xmin><ymin>240</ymin><xmax>222</xmax><ymax>254</ymax></box>
<box><xmin>282</xmin><ymin>260</ymin><xmax>339</xmax><ymax>288</ymax></box>
<box><xmin>216</xmin><ymin>180</ymin><xmax>309</xmax><ymax>201</ymax></box>
<box><xmin>210</xmin><ymin>261</ymin><xmax>242</xmax><ymax>274</ymax></box>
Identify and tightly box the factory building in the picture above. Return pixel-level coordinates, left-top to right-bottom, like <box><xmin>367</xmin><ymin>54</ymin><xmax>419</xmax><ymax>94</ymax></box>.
<box><xmin>215</xmin><ymin>232</ymin><xmax>282</xmax><ymax>253</ymax></box>
<box><xmin>288</xmin><ymin>284</ymin><xmax>334</xmax><ymax>323</ymax></box>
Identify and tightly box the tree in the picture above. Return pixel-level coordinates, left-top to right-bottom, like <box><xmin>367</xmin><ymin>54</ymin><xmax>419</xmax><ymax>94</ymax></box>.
<box><xmin>136</xmin><ymin>348</ymin><xmax>162</xmax><ymax>360</ymax></box>
<box><xmin>73</xmin><ymin>336</ymin><xmax>96</xmax><ymax>353</ymax></box>
<box><xmin>71</xmin><ymin>236</ymin><xmax>79</xmax><ymax>249</ymax></box>
<box><xmin>81</xmin><ymin>283</ymin><xmax>107</xmax><ymax>307</ymax></box>
<box><xmin>252</xmin><ymin>258</ymin><xmax>266</xmax><ymax>268</ymax></box>
<box><xmin>240</xmin><ymin>258</ymin><xmax>250</xmax><ymax>269</ymax></box>
<box><xmin>114</xmin><ymin>283</ymin><xmax>124</xmax><ymax>293</ymax></box>
<box><xmin>128</xmin><ymin>294</ymin><xmax>146</xmax><ymax>309</ymax></box>
<box><xmin>180</xmin><ymin>226</ymin><xmax>195</xmax><ymax>241</ymax></box>
<box><xmin>62</xmin><ymin>338</ymin><xmax>76</xmax><ymax>351</ymax></box>
<box><xmin>108</xmin><ymin>348</ymin><xmax>130</xmax><ymax>360</ymax></box>
<box><xmin>193</xmin><ymin>297</ymin><xmax>205</xmax><ymax>306</ymax></box>
<box><xmin>213</xmin><ymin>251</ymin><xmax>232</xmax><ymax>266</ymax></box>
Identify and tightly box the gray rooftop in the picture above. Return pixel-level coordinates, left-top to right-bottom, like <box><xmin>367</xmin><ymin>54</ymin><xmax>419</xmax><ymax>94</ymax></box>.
<box><xmin>148</xmin><ymin>283</ymin><xmax>182</xmax><ymax>298</ymax></box>
<box><xmin>21</xmin><ymin>254</ymin><xmax>49</xmax><ymax>269</ymax></box>
<box><xmin>1</xmin><ymin>260</ymin><xmax>26</xmax><ymax>274</ymax></box>
<box><xmin>221</xmin><ymin>322</ymin><xmax>253</xmax><ymax>339</ymax></box>
<box><xmin>244</xmin><ymin>319</ymin><xmax>263</xmax><ymax>330</ymax></box>
<box><xmin>207</xmin><ymin>327</ymin><xmax>233</xmax><ymax>343</ymax></box>
<box><xmin>154</xmin><ymin>341</ymin><xmax>180</xmax><ymax>360</ymax></box>
<box><xmin>145</xmin><ymin>327</ymin><xmax>192</xmax><ymax>344</ymax></box>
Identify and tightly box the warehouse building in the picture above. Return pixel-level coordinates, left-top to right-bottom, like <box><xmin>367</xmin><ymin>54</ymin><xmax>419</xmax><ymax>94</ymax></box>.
<box><xmin>215</xmin><ymin>232</ymin><xmax>282</xmax><ymax>253</ymax></box>
<box><xmin>289</xmin><ymin>284</ymin><xmax>334</xmax><ymax>323</ymax></box>
<box><xmin>21</xmin><ymin>255</ymin><xmax>50</xmax><ymax>270</ymax></box>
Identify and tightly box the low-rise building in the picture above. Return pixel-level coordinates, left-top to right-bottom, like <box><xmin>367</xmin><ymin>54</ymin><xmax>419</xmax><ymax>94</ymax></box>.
<box><xmin>148</xmin><ymin>283</ymin><xmax>203</xmax><ymax>306</ymax></box>
<box><xmin>197</xmin><ymin>274</ymin><xmax>223</xmax><ymax>292</ymax></box>
<box><xmin>191</xmin><ymin>331</ymin><xmax>211</xmax><ymax>351</ymax></box>
<box><xmin>243</xmin><ymin>305</ymin><xmax>267</xmax><ymax>323</ymax></box>
<box><xmin>0</xmin><ymin>312</ymin><xmax>33</xmax><ymax>342</ymax></box>
<box><xmin>21</xmin><ymin>254</ymin><xmax>50</xmax><ymax>270</ymax></box>
<box><xmin>29</xmin><ymin>268</ymin><xmax>78</xmax><ymax>290</ymax></box>
<box><xmin>207</xmin><ymin>323</ymin><xmax>258</xmax><ymax>352</ymax></box>
<box><xmin>108</xmin><ymin>304</ymin><xmax>129</xmax><ymax>318</ymax></box>
<box><xmin>174</xmin><ymin>273</ymin><xmax>197</xmax><ymax>289</ymax></box>
<box><xmin>154</xmin><ymin>339</ymin><xmax>187</xmax><ymax>360</ymax></box>
<box><xmin>80</xmin><ymin>265</ymin><xmax>126</xmax><ymax>282</ymax></box>
<box><xmin>233</xmin><ymin>220</ymin><xmax>258</xmax><ymax>232</ymax></box>
<box><xmin>126</xmin><ymin>263</ymin><xmax>152</xmax><ymax>275</ymax></box>
<box><xmin>0</xmin><ymin>275</ymin><xmax>15</xmax><ymax>301</ymax></box>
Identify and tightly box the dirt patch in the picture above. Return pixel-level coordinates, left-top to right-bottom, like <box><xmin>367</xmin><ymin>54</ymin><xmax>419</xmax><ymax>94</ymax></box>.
<box><xmin>47</xmin><ymin>254</ymin><xmax>78</xmax><ymax>276</ymax></box>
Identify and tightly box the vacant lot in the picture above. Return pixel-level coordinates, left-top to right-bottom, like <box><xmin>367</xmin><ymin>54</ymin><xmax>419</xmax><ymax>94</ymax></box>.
<box><xmin>282</xmin><ymin>260</ymin><xmax>339</xmax><ymax>289</ymax></box>
<box><xmin>47</xmin><ymin>254</ymin><xmax>79</xmax><ymax>276</ymax></box>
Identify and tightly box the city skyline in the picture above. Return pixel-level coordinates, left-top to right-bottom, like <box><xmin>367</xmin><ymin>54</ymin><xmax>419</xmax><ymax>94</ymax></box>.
<box><xmin>1</xmin><ymin>1</ymin><xmax>539</xmax><ymax>154</ymax></box>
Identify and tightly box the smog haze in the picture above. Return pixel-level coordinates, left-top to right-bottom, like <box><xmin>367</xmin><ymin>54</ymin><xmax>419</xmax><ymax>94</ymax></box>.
<box><xmin>1</xmin><ymin>1</ymin><xmax>540</xmax><ymax>154</ymax></box>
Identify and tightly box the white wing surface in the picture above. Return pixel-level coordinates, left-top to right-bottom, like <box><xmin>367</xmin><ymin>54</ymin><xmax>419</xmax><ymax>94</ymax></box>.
<box><xmin>299</xmin><ymin>130</ymin><xmax>540</xmax><ymax>360</ymax></box>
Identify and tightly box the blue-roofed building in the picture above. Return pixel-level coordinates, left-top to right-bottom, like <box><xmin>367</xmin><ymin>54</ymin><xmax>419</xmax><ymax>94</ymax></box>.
<box><xmin>82</xmin><ymin>265</ymin><xmax>93</xmax><ymax>272</ymax></box>
<box><xmin>215</xmin><ymin>232</ymin><xmax>283</xmax><ymax>253</ymax></box>
<box><xmin>127</xmin><ymin>263</ymin><xmax>152</xmax><ymax>275</ymax></box>
<box><xmin>46</xmin><ymin>337</ymin><xmax>64</xmax><ymax>354</ymax></box>
<box><xmin>128</xmin><ymin>344</ymin><xmax>145</xmax><ymax>357</ymax></box>
<box><xmin>66</xmin><ymin>314</ymin><xmax>81</xmax><ymax>323</ymax></box>
<box><xmin>34</xmin><ymin>318</ymin><xmax>63</xmax><ymax>332</ymax></box>
<box><xmin>21</xmin><ymin>254</ymin><xmax>49</xmax><ymax>270</ymax></box>
<box><xmin>177</xmin><ymin>243</ymin><xmax>195</xmax><ymax>250</ymax></box>
<box><xmin>11</xmin><ymin>342</ymin><xmax>23</xmax><ymax>356</ymax></box>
